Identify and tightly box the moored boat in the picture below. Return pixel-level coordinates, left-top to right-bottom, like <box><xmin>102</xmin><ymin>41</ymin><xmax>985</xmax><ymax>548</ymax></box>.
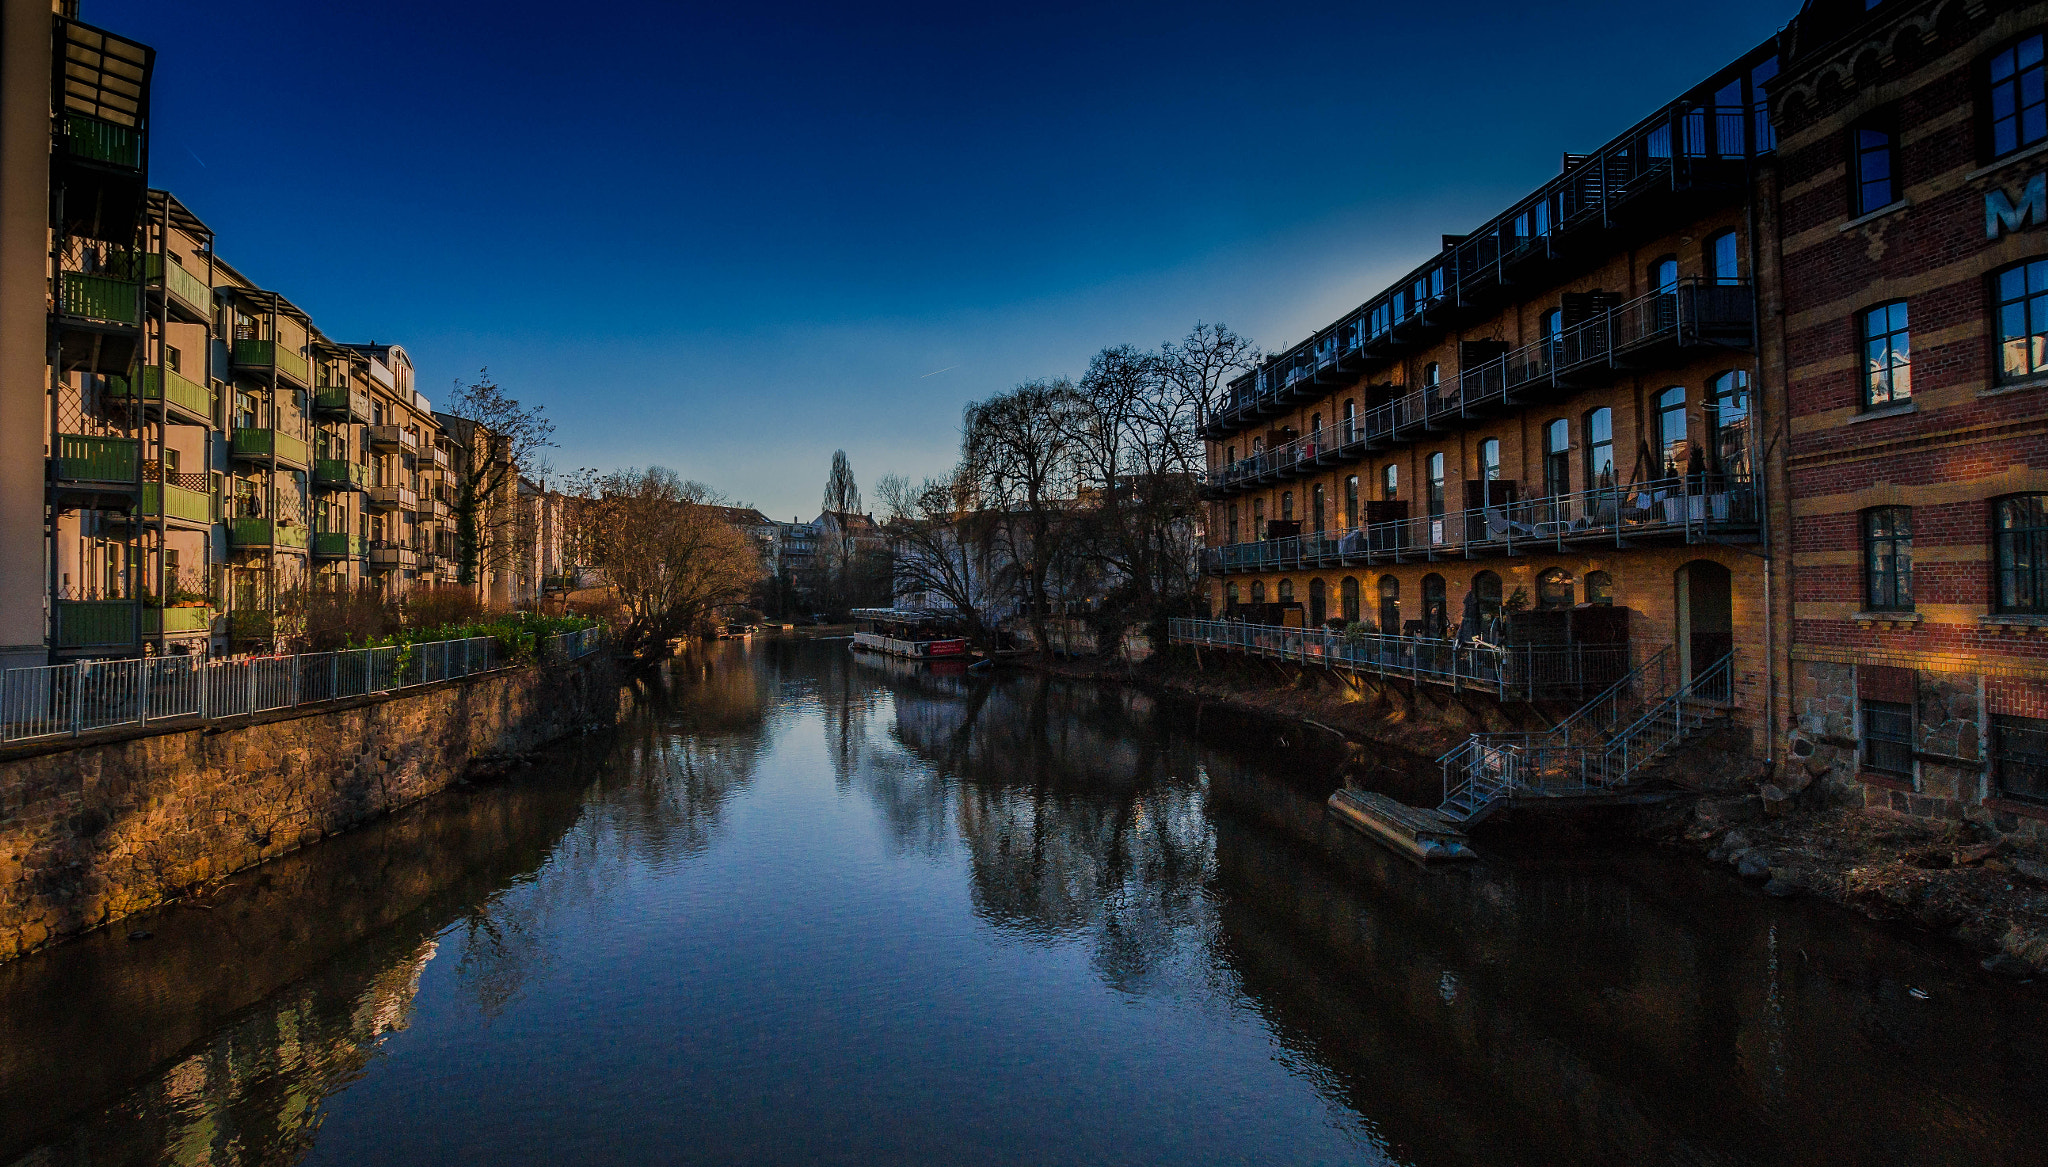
<box><xmin>849</xmin><ymin>608</ymin><xmax>969</xmax><ymax>660</ymax></box>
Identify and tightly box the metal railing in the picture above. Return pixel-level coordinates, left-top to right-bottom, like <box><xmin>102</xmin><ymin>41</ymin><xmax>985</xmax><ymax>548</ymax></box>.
<box><xmin>1438</xmin><ymin>649</ymin><xmax>1733</xmax><ymax>822</ymax></box>
<box><xmin>0</xmin><ymin>628</ymin><xmax>603</xmax><ymax>744</ymax></box>
<box><xmin>1205</xmin><ymin>474</ymin><xmax>1756</xmax><ymax>573</ymax></box>
<box><xmin>1167</xmin><ymin>617</ymin><xmax>1629</xmax><ymax>701</ymax></box>
<box><xmin>1205</xmin><ymin>280</ymin><xmax>1752</xmax><ymax>484</ymax></box>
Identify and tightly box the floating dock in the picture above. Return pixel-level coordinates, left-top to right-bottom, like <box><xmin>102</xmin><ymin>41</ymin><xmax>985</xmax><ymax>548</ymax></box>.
<box><xmin>1327</xmin><ymin>788</ymin><xmax>1477</xmax><ymax>862</ymax></box>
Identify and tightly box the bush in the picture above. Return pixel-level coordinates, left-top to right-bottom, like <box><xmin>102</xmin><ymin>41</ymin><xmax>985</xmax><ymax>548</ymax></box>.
<box><xmin>369</xmin><ymin>610</ymin><xmax>599</xmax><ymax>664</ymax></box>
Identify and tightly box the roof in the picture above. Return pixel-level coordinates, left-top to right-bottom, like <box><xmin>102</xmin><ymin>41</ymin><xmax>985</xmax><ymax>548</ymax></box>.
<box><xmin>710</xmin><ymin>505</ymin><xmax>774</xmax><ymax>528</ymax></box>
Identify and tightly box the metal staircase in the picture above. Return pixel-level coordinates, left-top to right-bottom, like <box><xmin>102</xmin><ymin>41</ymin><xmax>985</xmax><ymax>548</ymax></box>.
<box><xmin>1437</xmin><ymin>648</ymin><xmax>1733</xmax><ymax>825</ymax></box>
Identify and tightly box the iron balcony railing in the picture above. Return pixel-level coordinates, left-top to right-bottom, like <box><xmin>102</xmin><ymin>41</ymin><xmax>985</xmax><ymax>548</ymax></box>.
<box><xmin>312</xmin><ymin>531</ymin><xmax>367</xmax><ymax>558</ymax></box>
<box><xmin>53</xmin><ymin>434</ymin><xmax>140</xmax><ymax>484</ymax></box>
<box><xmin>231</xmin><ymin>426</ymin><xmax>311</xmax><ymax>469</ymax></box>
<box><xmin>314</xmin><ymin>459</ymin><xmax>368</xmax><ymax>490</ymax></box>
<box><xmin>107</xmin><ymin>364</ymin><xmax>212</xmax><ymax>421</ymax></box>
<box><xmin>1205</xmin><ymin>280</ymin><xmax>1752</xmax><ymax>488</ymax></box>
<box><xmin>230</xmin><ymin>339</ymin><xmax>312</xmax><ymax>388</ymax></box>
<box><xmin>1205</xmin><ymin>474</ymin><xmax>1757</xmax><ymax>574</ymax></box>
<box><xmin>1205</xmin><ymin>42</ymin><xmax>1776</xmax><ymax>440</ymax></box>
<box><xmin>1167</xmin><ymin>617</ymin><xmax>1630</xmax><ymax>702</ymax></box>
<box><xmin>0</xmin><ymin>628</ymin><xmax>603</xmax><ymax>744</ymax></box>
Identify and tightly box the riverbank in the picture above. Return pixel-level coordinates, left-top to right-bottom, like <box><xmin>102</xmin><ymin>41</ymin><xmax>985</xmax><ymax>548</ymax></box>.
<box><xmin>1020</xmin><ymin>646</ymin><xmax>2048</xmax><ymax>981</ymax></box>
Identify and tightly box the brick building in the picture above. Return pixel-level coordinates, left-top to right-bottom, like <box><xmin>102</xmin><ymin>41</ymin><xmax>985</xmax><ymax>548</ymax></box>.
<box><xmin>1194</xmin><ymin>37</ymin><xmax>1788</xmax><ymax>751</ymax></box>
<box><xmin>1774</xmin><ymin>0</ymin><xmax>2048</xmax><ymax>831</ymax></box>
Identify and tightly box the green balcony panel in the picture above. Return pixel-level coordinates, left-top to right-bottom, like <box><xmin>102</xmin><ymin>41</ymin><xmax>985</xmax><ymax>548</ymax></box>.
<box><xmin>55</xmin><ymin>434</ymin><xmax>139</xmax><ymax>483</ymax></box>
<box><xmin>62</xmin><ymin>114</ymin><xmax>142</xmax><ymax>169</ymax></box>
<box><xmin>54</xmin><ymin>600</ymin><xmax>138</xmax><ymax>648</ymax></box>
<box><xmin>58</xmin><ymin>272</ymin><xmax>140</xmax><ymax>325</ymax></box>
<box><xmin>108</xmin><ymin>365</ymin><xmax>212</xmax><ymax>420</ymax></box>
<box><xmin>313</xmin><ymin>531</ymin><xmax>367</xmax><ymax>557</ymax></box>
<box><xmin>231</xmin><ymin>339</ymin><xmax>311</xmax><ymax>386</ymax></box>
<box><xmin>142</xmin><ymin>481</ymin><xmax>214</xmax><ymax>524</ymax></box>
<box><xmin>232</xmin><ymin>427</ymin><xmax>311</xmax><ymax>468</ymax></box>
<box><xmin>142</xmin><ymin>252</ymin><xmax>212</xmax><ymax>316</ymax></box>
<box><xmin>143</xmin><ymin>607</ymin><xmax>212</xmax><ymax>635</ymax></box>
<box><xmin>314</xmin><ymin>458</ymin><xmax>367</xmax><ymax>489</ymax></box>
<box><xmin>229</xmin><ymin>518</ymin><xmax>309</xmax><ymax>550</ymax></box>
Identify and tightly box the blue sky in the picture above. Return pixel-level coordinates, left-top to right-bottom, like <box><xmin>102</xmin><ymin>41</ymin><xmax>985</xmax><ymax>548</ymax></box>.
<box><xmin>99</xmin><ymin>0</ymin><xmax>1796</xmax><ymax>520</ymax></box>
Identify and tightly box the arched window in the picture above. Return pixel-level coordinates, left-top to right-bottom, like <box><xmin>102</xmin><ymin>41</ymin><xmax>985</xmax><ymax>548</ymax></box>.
<box><xmin>1312</xmin><ymin>483</ymin><xmax>1326</xmax><ymax>533</ymax></box>
<box><xmin>1996</xmin><ymin>494</ymin><xmax>2048</xmax><ymax>614</ymax></box>
<box><xmin>1280</xmin><ymin>491</ymin><xmax>1294</xmax><ymax>522</ymax></box>
<box><xmin>1309</xmin><ymin>578</ymin><xmax>1328</xmax><ymax>626</ymax></box>
<box><xmin>1474</xmin><ymin>570</ymin><xmax>1503</xmax><ymax>635</ymax></box>
<box><xmin>1422</xmin><ymin>573</ymin><xmax>1448</xmax><ymax>638</ymax></box>
<box><xmin>1382</xmin><ymin>464</ymin><xmax>1399</xmax><ymax>499</ymax></box>
<box><xmin>1427</xmin><ymin>452</ymin><xmax>1446</xmax><ymax>518</ymax></box>
<box><xmin>1538</xmin><ymin>567</ymin><xmax>1575</xmax><ymax>610</ymax></box>
<box><xmin>1544</xmin><ymin>419</ymin><xmax>1571</xmax><ymax>498</ymax></box>
<box><xmin>1225</xmin><ymin>444</ymin><xmax>1236</xmax><ymax>466</ymax></box>
<box><xmin>1584</xmin><ymin>407</ymin><xmax>1614</xmax><ymax>488</ymax></box>
<box><xmin>1344</xmin><ymin>475</ymin><xmax>1360</xmax><ymax>529</ymax></box>
<box><xmin>1709</xmin><ymin>230</ymin><xmax>1740</xmax><ymax>284</ymax></box>
<box><xmin>1343</xmin><ymin>399</ymin><xmax>1358</xmax><ymax>442</ymax></box>
<box><xmin>1251</xmin><ymin>580</ymin><xmax>1266</xmax><ymax>604</ymax></box>
<box><xmin>1656</xmin><ymin>387</ymin><xmax>1688</xmax><ymax>479</ymax></box>
<box><xmin>1478</xmin><ymin>438</ymin><xmax>1501</xmax><ymax>482</ymax></box>
<box><xmin>1252</xmin><ymin>497</ymin><xmax>1266</xmax><ymax>539</ymax></box>
<box><xmin>1585</xmin><ymin>570</ymin><xmax>1614</xmax><ymax>606</ymax></box>
<box><xmin>1424</xmin><ymin>362</ymin><xmax>1441</xmax><ymax>392</ymax></box>
<box><xmin>1378</xmin><ymin>575</ymin><xmax>1401</xmax><ymax>635</ymax></box>
<box><xmin>1652</xmin><ymin>255</ymin><xmax>1679</xmax><ymax>294</ymax></box>
<box><xmin>1708</xmin><ymin>371</ymin><xmax>1751</xmax><ymax>481</ymax></box>
<box><xmin>1227</xmin><ymin>503</ymin><xmax>1239</xmax><ymax>544</ymax></box>
<box><xmin>1277</xmin><ymin>579</ymin><xmax>1294</xmax><ymax>603</ymax></box>
<box><xmin>1341</xmin><ymin>576</ymin><xmax>1361</xmax><ymax>625</ymax></box>
<box><xmin>1225</xmin><ymin>582</ymin><xmax>1240</xmax><ymax>608</ymax></box>
<box><xmin>1309</xmin><ymin>412</ymin><xmax>1323</xmax><ymax>446</ymax></box>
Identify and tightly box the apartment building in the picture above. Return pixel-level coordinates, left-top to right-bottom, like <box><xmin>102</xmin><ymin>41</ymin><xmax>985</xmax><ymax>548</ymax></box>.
<box><xmin>1773</xmin><ymin>0</ymin><xmax>2048</xmax><ymax>826</ymax></box>
<box><xmin>1199</xmin><ymin>40</ymin><xmax>1787</xmax><ymax>747</ymax></box>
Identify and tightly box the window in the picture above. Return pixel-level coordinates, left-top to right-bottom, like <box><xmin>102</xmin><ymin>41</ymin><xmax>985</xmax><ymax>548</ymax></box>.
<box><xmin>1478</xmin><ymin>438</ymin><xmax>1501</xmax><ymax>483</ymax></box>
<box><xmin>1995</xmin><ymin>257</ymin><xmax>2048</xmax><ymax>383</ymax></box>
<box><xmin>1543</xmin><ymin>419</ymin><xmax>1571</xmax><ymax>498</ymax></box>
<box><xmin>1311</xmin><ymin>484</ymin><xmax>1325</xmax><ymax>534</ymax></box>
<box><xmin>1423</xmin><ymin>362</ymin><xmax>1441</xmax><ymax>397</ymax></box>
<box><xmin>1994</xmin><ymin>714</ymin><xmax>2048</xmax><ymax>802</ymax></box>
<box><xmin>1378</xmin><ymin>575</ymin><xmax>1400</xmax><ymax>634</ymax></box>
<box><xmin>1225</xmin><ymin>444</ymin><xmax>1236</xmax><ymax>466</ymax></box>
<box><xmin>1657</xmin><ymin>387</ymin><xmax>1688</xmax><ymax>477</ymax></box>
<box><xmin>1227</xmin><ymin>503</ymin><xmax>1239</xmax><ymax>544</ymax></box>
<box><xmin>1864</xmin><ymin>507</ymin><xmax>1913</xmax><ymax>611</ymax></box>
<box><xmin>1989</xmin><ymin>33</ymin><xmax>2047</xmax><ymax>160</ymax></box>
<box><xmin>1996</xmin><ymin>494</ymin><xmax>2048</xmax><ymax>613</ymax></box>
<box><xmin>1343</xmin><ymin>399</ymin><xmax>1357</xmax><ymax>442</ymax></box>
<box><xmin>1708</xmin><ymin>371</ymin><xmax>1751</xmax><ymax>480</ymax></box>
<box><xmin>1309</xmin><ymin>578</ymin><xmax>1328</xmax><ymax>626</ymax></box>
<box><xmin>1426</xmin><ymin>453</ymin><xmax>1446</xmax><ymax>519</ymax></box>
<box><xmin>1278</xmin><ymin>579</ymin><xmax>1294</xmax><ymax>603</ymax></box>
<box><xmin>1225</xmin><ymin>582</ymin><xmax>1239</xmax><ymax>608</ymax></box>
<box><xmin>1752</xmin><ymin>56</ymin><xmax>1779</xmax><ymax>153</ymax></box>
<box><xmin>1585</xmin><ymin>570</ymin><xmax>1614</xmax><ymax>606</ymax></box>
<box><xmin>1537</xmin><ymin>567</ymin><xmax>1575</xmax><ymax>610</ymax></box>
<box><xmin>1280</xmin><ymin>491</ymin><xmax>1294</xmax><ymax>522</ymax></box>
<box><xmin>1422</xmin><ymin>574</ymin><xmax>1448</xmax><ymax>638</ymax></box>
<box><xmin>1382</xmin><ymin>465</ymin><xmax>1399</xmax><ymax>500</ymax></box>
<box><xmin>1851</xmin><ymin>120</ymin><xmax>1897</xmax><ymax>215</ymax></box>
<box><xmin>1709</xmin><ymin>230</ymin><xmax>1740</xmax><ymax>284</ymax></box>
<box><xmin>1341</xmin><ymin>576</ymin><xmax>1361</xmax><ymax>624</ymax></box>
<box><xmin>1253</xmin><ymin>498</ymin><xmax>1266</xmax><ymax>540</ymax></box>
<box><xmin>1344</xmin><ymin>475</ymin><xmax>1359</xmax><ymax>529</ymax></box>
<box><xmin>1251</xmin><ymin>580</ymin><xmax>1266</xmax><ymax>604</ymax></box>
<box><xmin>1584</xmin><ymin>407</ymin><xmax>1614</xmax><ymax>488</ymax></box>
<box><xmin>1861</xmin><ymin>301</ymin><xmax>1911</xmax><ymax>407</ymax></box>
<box><xmin>1474</xmin><ymin>571</ymin><xmax>1503</xmax><ymax>633</ymax></box>
<box><xmin>1862</xmin><ymin>700</ymin><xmax>1914</xmax><ymax>778</ymax></box>
<box><xmin>1652</xmin><ymin>256</ymin><xmax>1679</xmax><ymax>294</ymax></box>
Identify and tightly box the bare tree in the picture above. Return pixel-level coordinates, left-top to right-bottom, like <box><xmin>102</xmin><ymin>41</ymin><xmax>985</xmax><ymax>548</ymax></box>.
<box><xmin>1159</xmin><ymin>321</ymin><xmax>1260</xmax><ymax>437</ymax></box>
<box><xmin>562</xmin><ymin>467</ymin><xmax>759</xmax><ymax>660</ymax></box>
<box><xmin>963</xmin><ymin>378</ymin><xmax>1084</xmax><ymax>657</ymax></box>
<box><xmin>443</xmin><ymin>369</ymin><xmax>555</xmax><ymax>593</ymax></box>
<box><xmin>877</xmin><ymin>470</ymin><xmax>999</xmax><ymax>650</ymax></box>
<box><xmin>823</xmin><ymin>449</ymin><xmax>862</xmax><ymax>518</ymax></box>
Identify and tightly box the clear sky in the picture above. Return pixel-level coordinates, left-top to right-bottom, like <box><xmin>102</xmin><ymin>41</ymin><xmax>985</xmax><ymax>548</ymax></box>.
<box><xmin>95</xmin><ymin>0</ymin><xmax>1797</xmax><ymax>521</ymax></box>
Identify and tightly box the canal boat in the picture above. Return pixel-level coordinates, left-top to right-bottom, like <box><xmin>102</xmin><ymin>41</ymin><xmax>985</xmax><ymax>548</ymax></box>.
<box><xmin>849</xmin><ymin>608</ymin><xmax>969</xmax><ymax>661</ymax></box>
<box><xmin>1326</xmin><ymin>788</ymin><xmax>1477</xmax><ymax>862</ymax></box>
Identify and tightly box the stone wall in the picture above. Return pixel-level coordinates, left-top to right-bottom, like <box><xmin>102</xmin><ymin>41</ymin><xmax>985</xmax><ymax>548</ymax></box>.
<box><xmin>0</xmin><ymin>655</ymin><xmax>620</xmax><ymax>961</ymax></box>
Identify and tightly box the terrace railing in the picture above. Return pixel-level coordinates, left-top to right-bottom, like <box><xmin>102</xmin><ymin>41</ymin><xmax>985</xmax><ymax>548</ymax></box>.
<box><xmin>1166</xmin><ymin>617</ymin><xmax>1629</xmax><ymax>702</ymax></box>
<box><xmin>1203</xmin><ymin>474</ymin><xmax>1757</xmax><ymax>575</ymax></box>
<box><xmin>0</xmin><ymin>628</ymin><xmax>603</xmax><ymax>745</ymax></box>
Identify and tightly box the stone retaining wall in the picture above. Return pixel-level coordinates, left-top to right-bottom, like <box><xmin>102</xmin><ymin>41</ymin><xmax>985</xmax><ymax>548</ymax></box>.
<box><xmin>0</xmin><ymin>654</ymin><xmax>621</xmax><ymax>961</ymax></box>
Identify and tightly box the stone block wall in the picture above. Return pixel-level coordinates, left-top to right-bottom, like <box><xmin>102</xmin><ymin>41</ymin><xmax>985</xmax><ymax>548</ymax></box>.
<box><xmin>0</xmin><ymin>655</ymin><xmax>620</xmax><ymax>961</ymax></box>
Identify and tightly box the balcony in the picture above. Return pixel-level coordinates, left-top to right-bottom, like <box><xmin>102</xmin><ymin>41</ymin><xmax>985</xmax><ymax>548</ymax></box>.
<box><xmin>1202</xmin><ymin>280</ymin><xmax>1753</xmax><ymax>497</ymax></box>
<box><xmin>140</xmin><ymin>479</ymin><xmax>214</xmax><ymax>526</ymax></box>
<box><xmin>142</xmin><ymin>252</ymin><xmax>211</xmax><ymax>320</ymax></box>
<box><xmin>231</xmin><ymin>339</ymin><xmax>311</xmax><ymax>389</ymax></box>
<box><xmin>228</xmin><ymin>611</ymin><xmax>273</xmax><ymax>642</ymax></box>
<box><xmin>53</xmin><ymin>434</ymin><xmax>140</xmax><ymax>486</ymax></box>
<box><xmin>369</xmin><ymin>542</ymin><xmax>417</xmax><ymax>569</ymax></box>
<box><xmin>106</xmin><ymin>364</ymin><xmax>212</xmax><ymax>425</ymax></box>
<box><xmin>424</xmin><ymin>444</ymin><xmax>451</xmax><ymax>471</ymax></box>
<box><xmin>231</xmin><ymin>427</ymin><xmax>312</xmax><ymax>470</ymax></box>
<box><xmin>365</xmin><ymin>425</ymin><xmax>418</xmax><ymax>454</ymax></box>
<box><xmin>229</xmin><ymin>518</ymin><xmax>309</xmax><ymax>551</ymax></box>
<box><xmin>313</xmin><ymin>384</ymin><xmax>372</xmax><ymax>423</ymax></box>
<box><xmin>53</xmin><ymin>600</ymin><xmax>136</xmax><ymax>650</ymax></box>
<box><xmin>314</xmin><ymin>459</ymin><xmax>368</xmax><ymax>491</ymax></box>
<box><xmin>55</xmin><ymin>269</ymin><xmax>142</xmax><ymax>375</ymax></box>
<box><xmin>313</xmin><ymin>531</ymin><xmax>367</xmax><ymax>559</ymax></box>
<box><xmin>366</xmin><ymin>484</ymin><xmax>417</xmax><ymax>511</ymax></box>
<box><xmin>1205</xmin><ymin>474</ymin><xmax>1759</xmax><ymax>576</ymax></box>
<box><xmin>145</xmin><ymin>606</ymin><xmax>213</xmax><ymax>636</ymax></box>
<box><xmin>412</xmin><ymin>493</ymin><xmax>445</xmax><ymax>518</ymax></box>
<box><xmin>57</xmin><ymin>113</ymin><xmax>143</xmax><ymax>171</ymax></box>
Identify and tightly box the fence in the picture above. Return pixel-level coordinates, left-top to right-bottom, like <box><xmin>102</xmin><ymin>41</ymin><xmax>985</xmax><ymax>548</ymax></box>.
<box><xmin>1166</xmin><ymin>617</ymin><xmax>1630</xmax><ymax>701</ymax></box>
<box><xmin>0</xmin><ymin>628</ymin><xmax>604</xmax><ymax>745</ymax></box>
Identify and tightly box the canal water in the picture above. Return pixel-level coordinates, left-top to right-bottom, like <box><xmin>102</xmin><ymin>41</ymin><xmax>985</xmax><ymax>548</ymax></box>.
<box><xmin>4</xmin><ymin>638</ymin><xmax>2047</xmax><ymax>1166</ymax></box>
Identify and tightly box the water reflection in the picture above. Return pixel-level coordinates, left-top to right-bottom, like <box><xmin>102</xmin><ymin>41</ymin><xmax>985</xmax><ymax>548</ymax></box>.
<box><xmin>3</xmin><ymin>640</ymin><xmax>2047</xmax><ymax>1166</ymax></box>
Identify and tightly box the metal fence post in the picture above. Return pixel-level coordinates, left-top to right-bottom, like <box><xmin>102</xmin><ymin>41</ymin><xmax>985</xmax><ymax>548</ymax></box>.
<box><xmin>71</xmin><ymin>665</ymin><xmax>83</xmax><ymax>738</ymax></box>
<box><xmin>138</xmin><ymin>658</ymin><xmax>150</xmax><ymax>727</ymax></box>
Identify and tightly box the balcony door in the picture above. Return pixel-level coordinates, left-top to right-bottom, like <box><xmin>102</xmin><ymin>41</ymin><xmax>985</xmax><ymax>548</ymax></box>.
<box><xmin>1675</xmin><ymin>559</ymin><xmax>1733</xmax><ymax>683</ymax></box>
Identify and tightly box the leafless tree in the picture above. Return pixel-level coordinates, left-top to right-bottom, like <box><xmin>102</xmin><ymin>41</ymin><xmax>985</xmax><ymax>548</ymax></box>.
<box><xmin>877</xmin><ymin>470</ymin><xmax>1000</xmax><ymax>650</ymax></box>
<box><xmin>562</xmin><ymin>467</ymin><xmax>759</xmax><ymax>660</ymax></box>
<box><xmin>963</xmin><ymin>378</ymin><xmax>1084</xmax><ymax>657</ymax></box>
<box><xmin>443</xmin><ymin>370</ymin><xmax>555</xmax><ymax>591</ymax></box>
